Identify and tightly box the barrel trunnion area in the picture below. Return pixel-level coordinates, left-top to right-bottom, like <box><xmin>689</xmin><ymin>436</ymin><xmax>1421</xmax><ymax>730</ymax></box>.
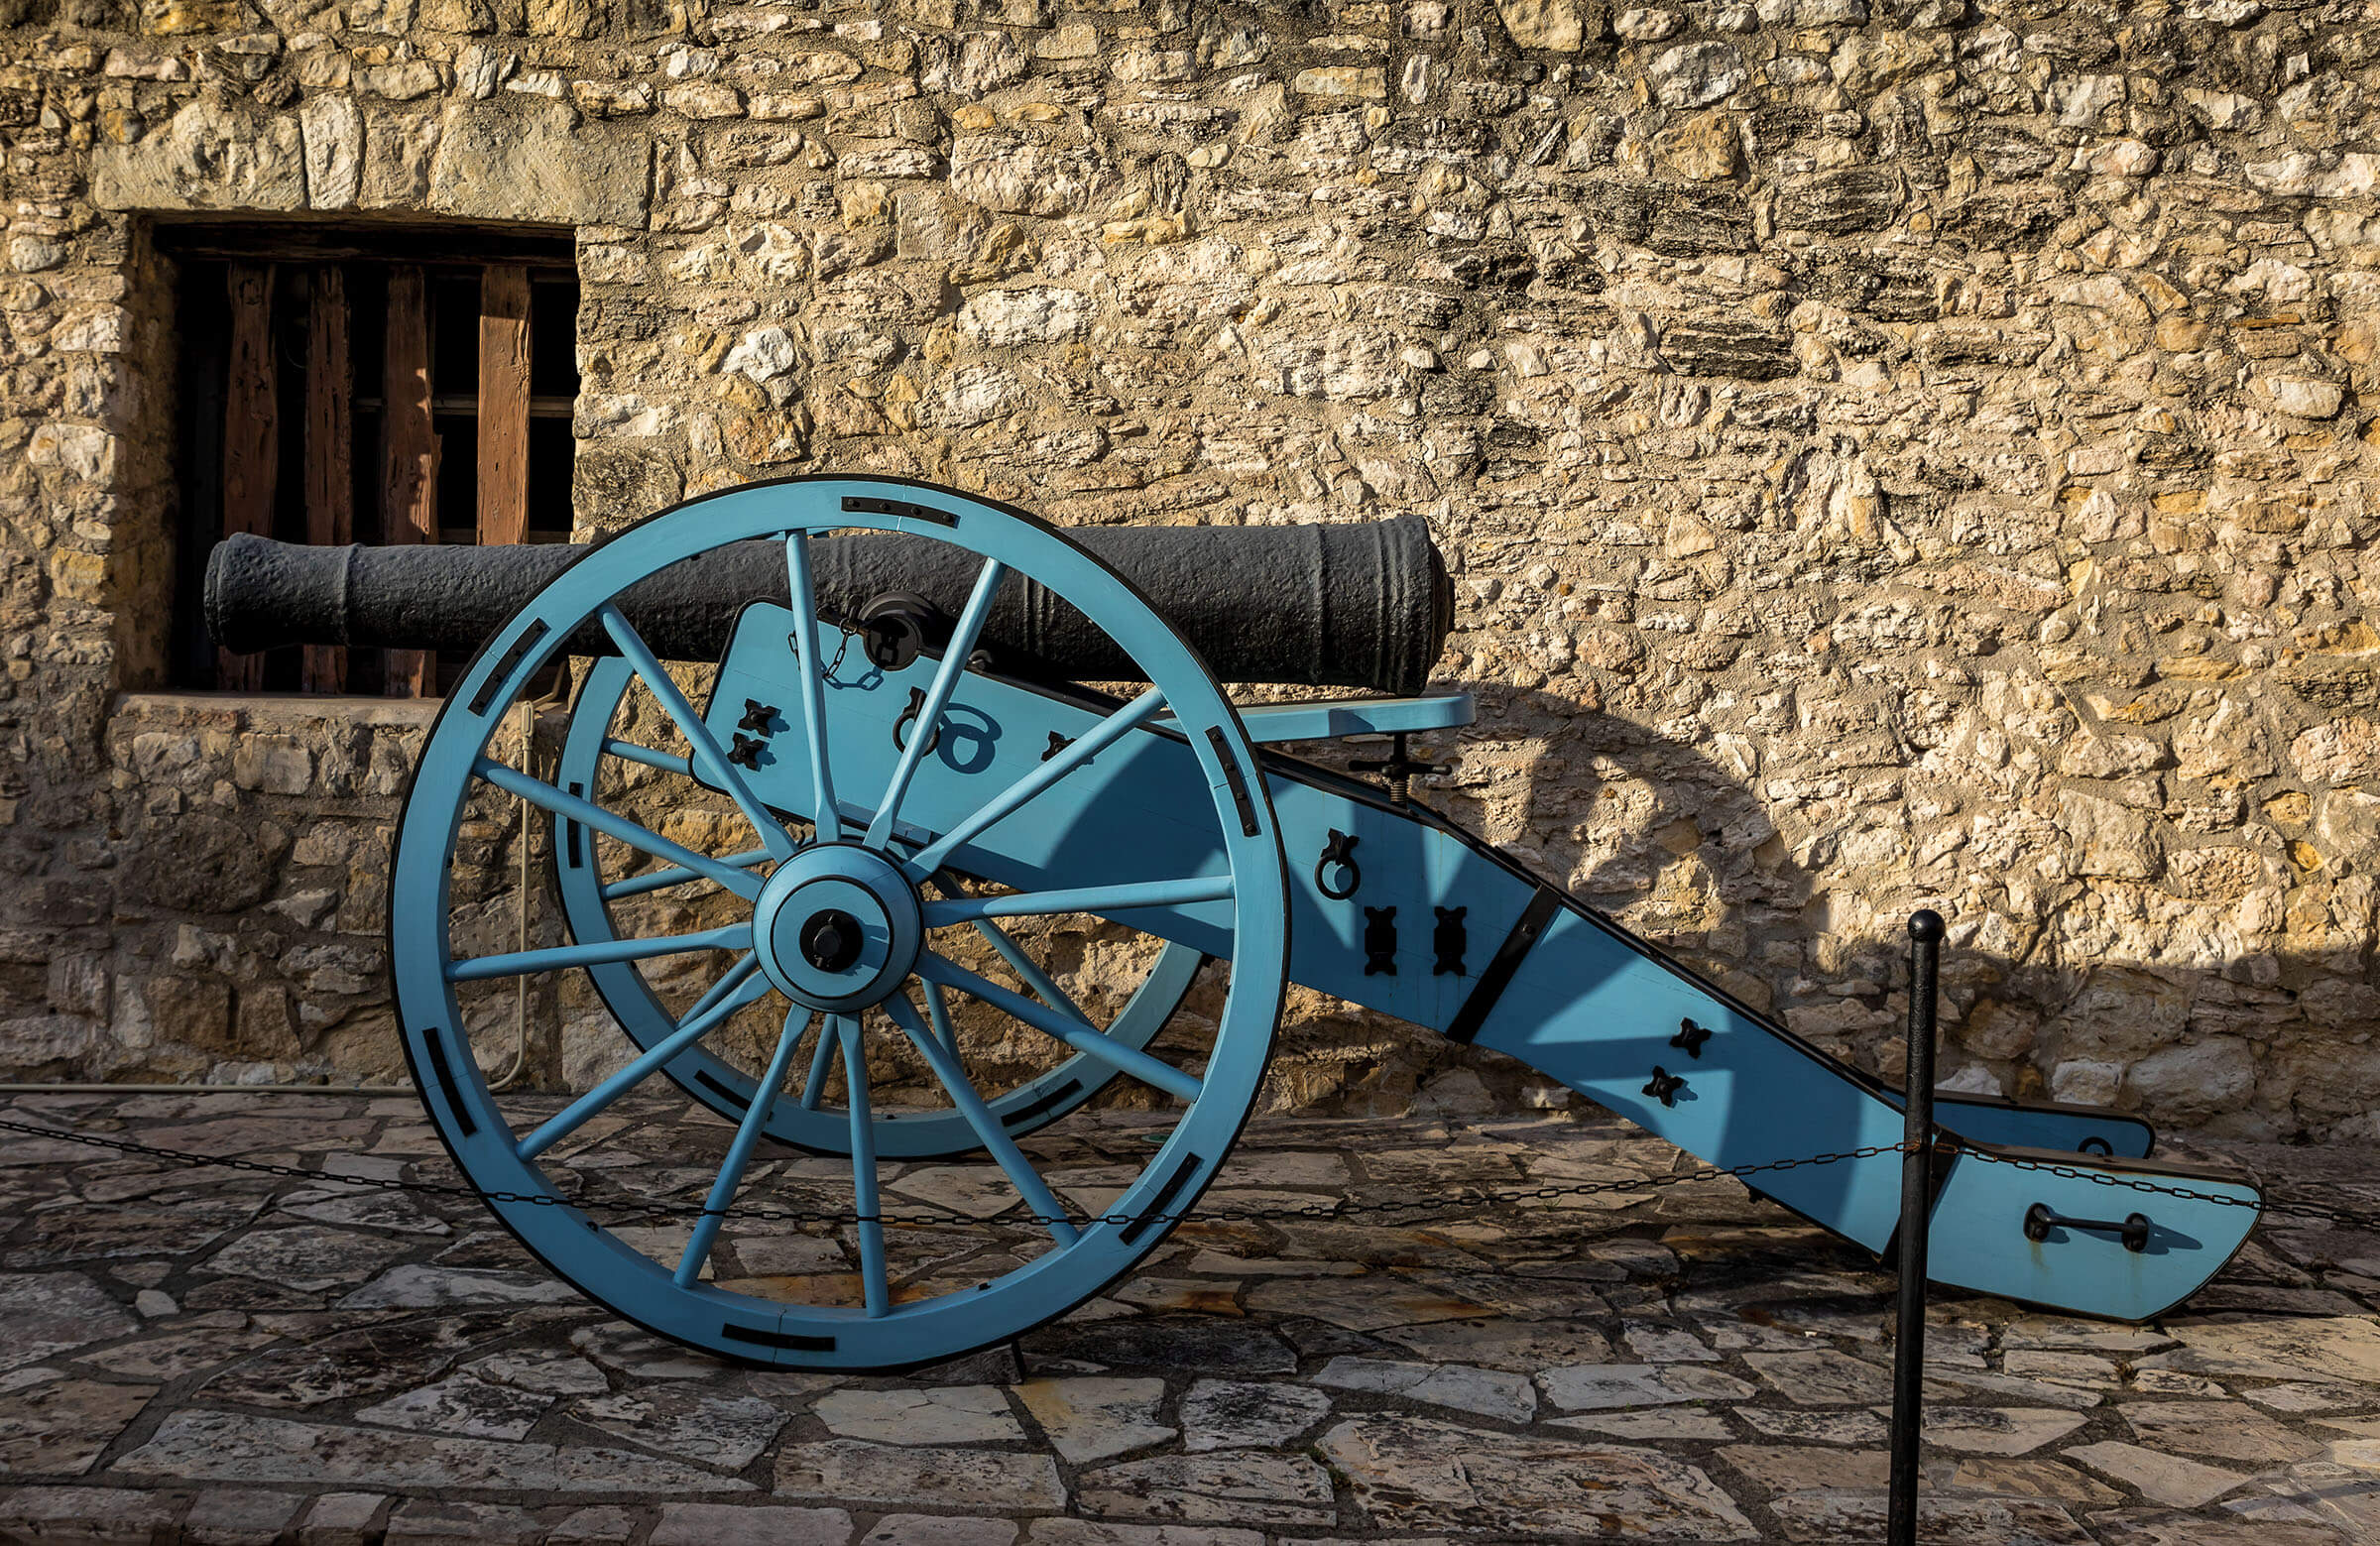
<box><xmin>208</xmin><ymin>475</ymin><xmax>2266</xmax><ymax>1370</ymax></box>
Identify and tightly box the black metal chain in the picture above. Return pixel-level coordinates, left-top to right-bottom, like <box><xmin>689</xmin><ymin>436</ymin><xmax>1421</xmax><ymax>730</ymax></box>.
<box><xmin>0</xmin><ymin>1115</ymin><xmax>1902</xmax><ymax>1231</ymax></box>
<box><xmin>813</xmin><ymin>613</ymin><xmax>878</xmax><ymax>685</ymax></box>
<box><xmin>0</xmin><ymin>1116</ymin><xmax>710</xmax><ymax>1229</ymax></box>
<box><xmin>7</xmin><ymin>1113</ymin><xmax>2377</xmax><ymax>1237</ymax></box>
<box><xmin>1954</xmin><ymin>1145</ymin><xmax>2380</xmax><ymax>1231</ymax></box>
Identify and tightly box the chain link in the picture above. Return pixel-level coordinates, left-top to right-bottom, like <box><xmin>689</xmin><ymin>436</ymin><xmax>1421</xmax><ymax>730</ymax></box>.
<box><xmin>8</xmin><ymin>1113</ymin><xmax>2377</xmax><ymax>1238</ymax></box>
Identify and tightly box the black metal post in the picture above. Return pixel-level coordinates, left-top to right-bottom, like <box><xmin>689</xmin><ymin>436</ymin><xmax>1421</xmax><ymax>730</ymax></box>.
<box><xmin>1887</xmin><ymin>908</ymin><xmax>1944</xmax><ymax>1546</ymax></box>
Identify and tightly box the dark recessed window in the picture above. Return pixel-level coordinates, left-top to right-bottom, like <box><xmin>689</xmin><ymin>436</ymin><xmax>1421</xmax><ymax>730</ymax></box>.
<box><xmin>162</xmin><ymin>221</ymin><xmax>578</xmax><ymax>695</ymax></box>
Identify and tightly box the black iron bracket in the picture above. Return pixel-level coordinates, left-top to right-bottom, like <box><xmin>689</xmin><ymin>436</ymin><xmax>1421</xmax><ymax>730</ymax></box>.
<box><xmin>1671</xmin><ymin>1018</ymin><xmax>1712</xmax><ymax>1058</ymax></box>
<box><xmin>727</xmin><ymin>733</ymin><xmax>765</xmax><ymax>770</ymax></box>
<box><xmin>1364</xmin><ymin>906</ymin><xmax>1397</xmax><ymax>976</ymax></box>
<box><xmin>1204</xmin><ymin>727</ymin><xmax>1261</xmax><ymax>838</ymax></box>
<box><xmin>1643</xmin><ymin>1066</ymin><xmax>1687</xmax><ymax>1107</ymax></box>
<box><xmin>1444</xmin><ymin>885</ymin><xmax>1562</xmax><ymax>1045</ymax></box>
<box><xmin>1432</xmin><ymin>906</ymin><xmax>1467</xmax><ymax>976</ymax></box>
<box><xmin>842</xmin><ymin>494</ymin><xmax>957</xmax><ymax>528</ymax></box>
<box><xmin>739</xmin><ymin>698</ymin><xmax>778</xmax><ymax>734</ymax></box>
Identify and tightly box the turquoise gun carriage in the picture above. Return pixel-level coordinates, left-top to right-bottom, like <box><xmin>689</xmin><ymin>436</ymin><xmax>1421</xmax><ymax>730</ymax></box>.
<box><xmin>207</xmin><ymin>475</ymin><xmax>2264</xmax><ymax>1369</ymax></box>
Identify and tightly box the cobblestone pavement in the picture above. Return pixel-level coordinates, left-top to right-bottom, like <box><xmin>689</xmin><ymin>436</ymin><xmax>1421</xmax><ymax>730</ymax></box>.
<box><xmin>4</xmin><ymin>1089</ymin><xmax>2380</xmax><ymax>1544</ymax></box>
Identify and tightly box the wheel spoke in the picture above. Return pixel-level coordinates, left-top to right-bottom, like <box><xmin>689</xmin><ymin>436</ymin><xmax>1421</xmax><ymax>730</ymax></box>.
<box><xmin>926</xmin><ymin>875</ymin><xmax>1090</xmax><ymax>1022</ymax></box>
<box><xmin>602</xmin><ymin>739</ymin><xmax>692</xmax><ymax>777</ymax></box>
<box><xmin>517</xmin><ymin>958</ymin><xmax>770</xmax><ymax>1160</ymax></box>
<box><xmin>909</xmin><ymin>687</ymin><xmax>1164</xmax><ymax>876</ymax></box>
<box><xmin>477</xmin><ymin>759</ymin><xmax>763</xmax><ymax>900</ymax></box>
<box><xmin>783</xmin><ymin>533</ymin><xmax>842</xmax><ymax>843</ymax></box>
<box><xmin>968</xmin><ymin>918</ymin><xmax>1091</xmax><ymax>1025</ymax></box>
<box><xmin>866</xmin><ymin>558</ymin><xmax>1007</xmax><ymax>851</ymax></box>
<box><xmin>923</xmin><ymin>875</ymin><xmax>1233</xmax><ymax>927</ymax></box>
<box><xmin>448</xmin><ymin>923</ymin><xmax>751</xmax><ymax>983</ymax></box>
<box><xmin>599</xmin><ymin>604</ymin><xmax>797</xmax><ymax>863</ymax></box>
<box><xmin>922</xmin><ymin>979</ymin><xmax>960</xmax><ymax>1052</ymax></box>
<box><xmin>884</xmin><ymin>994</ymin><xmax>1080</xmax><ymax>1248</ymax></box>
<box><xmin>599</xmin><ymin>846</ymin><xmax>774</xmax><ymax>902</ymax></box>
<box><xmin>798</xmin><ymin>1019</ymin><xmax>838</xmax><ymax>1111</ymax></box>
<box><xmin>839</xmin><ymin>1014</ymin><xmax>890</xmax><ymax>1317</ymax></box>
<box><xmin>919</xmin><ymin>951</ymin><xmax>1203</xmax><ymax>1104</ymax></box>
<box><xmin>675</xmin><ymin>1005</ymin><xmax>815</xmax><ymax>1286</ymax></box>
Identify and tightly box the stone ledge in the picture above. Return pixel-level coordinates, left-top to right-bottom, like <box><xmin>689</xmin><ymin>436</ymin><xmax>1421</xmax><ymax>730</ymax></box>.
<box><xmin>113</xmin><ymin>691</ymin><xmax>443</xmax><ymax>731</ymax></box>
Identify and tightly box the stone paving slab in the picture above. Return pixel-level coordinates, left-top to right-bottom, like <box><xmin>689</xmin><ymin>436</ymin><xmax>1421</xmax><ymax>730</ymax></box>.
<box><xmin>0</xmin><ymin>1092</ymin><xmax>2377</xmax><ymax>1542</ymax></box>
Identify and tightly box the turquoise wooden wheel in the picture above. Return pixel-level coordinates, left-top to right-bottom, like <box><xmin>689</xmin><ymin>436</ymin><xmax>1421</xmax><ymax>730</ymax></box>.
<box><xmin>549</xmin><ymin>651</ymin><xmax>1209</xmax><ymax>1159</ymax></box>
<box><xmin>392</xmin><ymin>476</ymin><xmax>1289</xmax><ymax>1368</ymax></box>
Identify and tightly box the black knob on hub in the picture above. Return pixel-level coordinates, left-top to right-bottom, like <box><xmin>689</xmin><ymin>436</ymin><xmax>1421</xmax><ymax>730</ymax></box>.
<box><xmin>799</xmin><ymin>909</ymin><xmax>864</xmax><ymax>973</ymax></box>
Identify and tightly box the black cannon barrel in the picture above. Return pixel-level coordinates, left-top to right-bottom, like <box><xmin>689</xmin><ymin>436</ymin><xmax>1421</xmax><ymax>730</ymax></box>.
<box><xmin>204</xmin><ymin>517</ymin><xmax>1452</xmax><ymax>695</ymax></box>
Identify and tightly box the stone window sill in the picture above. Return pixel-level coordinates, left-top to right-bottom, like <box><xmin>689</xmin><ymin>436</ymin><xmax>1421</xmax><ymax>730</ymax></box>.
<box><xmin>114</xmin><ymin>691</ymin><xmax>443</xmax><ymax>729</ymax></box>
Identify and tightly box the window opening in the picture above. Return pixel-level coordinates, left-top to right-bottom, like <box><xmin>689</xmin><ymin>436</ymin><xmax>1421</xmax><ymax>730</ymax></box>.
<box><xmin>163</xmin><ymin>222</ymin><xmax>578</xmax><ymax>696</ymax></box>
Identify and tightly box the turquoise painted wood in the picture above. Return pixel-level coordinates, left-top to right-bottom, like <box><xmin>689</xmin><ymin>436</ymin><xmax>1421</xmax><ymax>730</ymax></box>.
<box><xmin>1219</xmin><ymin>693</ymin><xmax>1476</xmax><ymax>744</ymax></box>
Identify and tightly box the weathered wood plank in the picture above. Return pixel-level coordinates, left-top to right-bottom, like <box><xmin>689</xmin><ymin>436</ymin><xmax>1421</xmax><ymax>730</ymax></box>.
<box><xmin>476</xmin><ymin>264</ymin><xmax>532</xmax><ymax>550</ymax></box>
<box><xmin>303</xmin><ymin>266</ymin><xmax>354</xmax><ymax>693</ymax></box>
<box><xmin>382</xmin><ymin>267</ymin><xmax>438</xmax><ymax>697</ymax></box>
<box><xmin>219</xmin><ymin>261</ymin><xmax>277</xmax><ymax>692</ymax></box>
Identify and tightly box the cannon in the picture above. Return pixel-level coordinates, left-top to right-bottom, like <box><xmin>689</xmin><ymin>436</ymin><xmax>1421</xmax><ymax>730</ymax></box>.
<box><xmin>209</xmin><ymin>476</ymin><xmax>2263</xmax><ymax>1369</ymax></box>
<box><xmin>204</xmin><ymin>516</ymin><xmax>1452</xmax><ymax>694</ymax></box>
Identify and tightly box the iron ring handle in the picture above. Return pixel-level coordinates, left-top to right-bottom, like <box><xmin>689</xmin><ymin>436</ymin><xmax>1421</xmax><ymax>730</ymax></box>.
<box><xmin>892</xmin><ymin>686</ymin><xmax>941</xmax><ymax>756</ymax></box>
<box><xmin>1315</xmin><ymin>829</ymin><xmax>1361</xmax><ymax>900</ymax></box>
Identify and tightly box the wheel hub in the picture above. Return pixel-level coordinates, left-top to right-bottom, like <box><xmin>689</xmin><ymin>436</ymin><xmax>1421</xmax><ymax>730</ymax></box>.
<box><xmin>751</xmin><ymin>843</ymin><xmax>923</xmax><ymax>1011</ymax></box>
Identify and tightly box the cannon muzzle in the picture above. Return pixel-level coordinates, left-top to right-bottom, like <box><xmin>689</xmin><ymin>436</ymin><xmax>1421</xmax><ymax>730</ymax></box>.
<box><xmin>204</xmin><ymin>516</ymin><xmax>1452</xmax><ymax>695</ymax></box>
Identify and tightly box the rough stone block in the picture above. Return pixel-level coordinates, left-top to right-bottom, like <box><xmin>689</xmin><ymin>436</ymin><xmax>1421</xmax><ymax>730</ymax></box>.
<box><xmin>90</xmin><ymin>97</ymin><xmax>304</xmax><ymax>210</ymax></box>
<box><xmin>425</xmin><ymin>99</ymin><xmax>650</xmax><ymax>226</ymax></box>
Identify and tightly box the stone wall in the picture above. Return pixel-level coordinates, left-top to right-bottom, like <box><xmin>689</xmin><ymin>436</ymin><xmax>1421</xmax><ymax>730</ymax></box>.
<box><xmin>1</xmin><ymin>0</ymin><xmax>2377</xmax><ymax>1135</ymax></box>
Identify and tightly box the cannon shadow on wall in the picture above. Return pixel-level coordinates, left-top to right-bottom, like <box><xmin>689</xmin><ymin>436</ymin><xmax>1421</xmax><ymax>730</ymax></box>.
<box><xmin>1435</xmin><ymin>683</ymin><xmax>2371</xmax><ymax>1143</ymax></box>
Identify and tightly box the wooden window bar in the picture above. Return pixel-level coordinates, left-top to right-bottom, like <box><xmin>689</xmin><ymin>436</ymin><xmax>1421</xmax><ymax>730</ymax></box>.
<box><xmin>382</xmin><ymin>267</ymin><xmax>437</xmax><ymax>698</ymax></box>
<box><xmin>201</xmin><ymin>253</ymin><xmax>568</xmax><ymax>697</ymax></box>
<box><xmin>218</xmin><ymin>262</ymin><xmax>277</xmax><ymax>693</ymax></box>
<box><xmin>477</xmin><ymin>264</ymin><xmax>533</xmax><ymax>552</ymax></box>
<box><xmin>303</xmin><ymin>267</ymin><xmax>354</xmax><ymax>693</ymax></box>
